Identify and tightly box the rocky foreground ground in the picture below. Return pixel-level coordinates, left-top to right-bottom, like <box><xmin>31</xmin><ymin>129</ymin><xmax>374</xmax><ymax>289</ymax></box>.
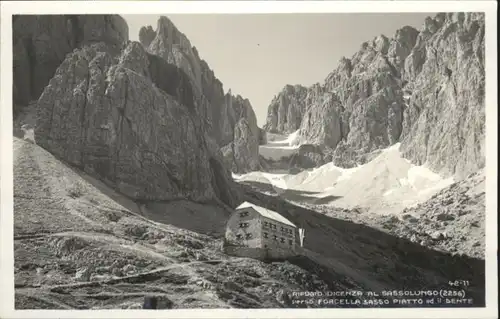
<box><xmin>14</xmin><ymin>137</ymin><xmax>485</xmax><ymax>309</ymax></box>
<box><xmin>378</xmin><ymin>171</ymin><xmax>485</xmax><ymax>259</ymax></box>
<box><xmin>13</xmin><ymin>137</ymin><xmax>333</xmax><ymax>309</ymax></box>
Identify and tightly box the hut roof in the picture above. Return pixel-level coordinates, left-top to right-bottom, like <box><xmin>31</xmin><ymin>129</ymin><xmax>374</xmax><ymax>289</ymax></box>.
<box><xmin>236</xmin><ymin>201</ymin><xmax>296</xmax><ymax>227</ymax></box>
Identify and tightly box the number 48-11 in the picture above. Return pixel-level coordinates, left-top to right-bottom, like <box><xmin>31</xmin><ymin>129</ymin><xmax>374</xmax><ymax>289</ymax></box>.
<box><xmin>448</xmin><ymin>280</ymin><xmax>470</xmax><ymax>287</ymax></box>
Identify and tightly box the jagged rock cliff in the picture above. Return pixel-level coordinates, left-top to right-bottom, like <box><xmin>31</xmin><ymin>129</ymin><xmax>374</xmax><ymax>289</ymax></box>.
<box><xmin>295</xmin><ymin>86</ymin><xmax>344</xmax><ymax>148</ymax></box>
<box><xmin>263</xmin><ymin>84</ymin><xmax>309</xmax><ymax>133</ymax></box>
<box><xmin>12</xmin><ymin>15</ymin><xmax>128</xmax><ymax>114</ymax></box>
<box><xmin>264</xmin><ymin>12</ymin><xmax>485</xmax><ymax>179</ymax></box>
<box><xmin>31</xmin><ymin>18</ymin><xmax>239</xmax><ymax>207</ymax></box>
<box><xmin>221</xmin><ymin>118</ymin><xmax>261</xmax><ymax>174</ymax></box>
<box><xmin>14</xmin><ymin>14</ymin><xmax>261</xmax><ymax>210</ymax></box>
<box><xmin>399</xmin><ymin>12</ymin><xmax>485</xmax><ymax>178</ymax></box>
<box><xmin>139</xmin><ymin>17</ymin><xmax>261</xmax><ymax>172</ymax></box>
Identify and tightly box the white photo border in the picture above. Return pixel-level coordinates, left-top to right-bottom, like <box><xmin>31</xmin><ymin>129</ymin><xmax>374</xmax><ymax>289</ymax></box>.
<box><xmin>1</xmin><ymin>1</ymin><xmax>497</xmax><ymax>318</ymax></box>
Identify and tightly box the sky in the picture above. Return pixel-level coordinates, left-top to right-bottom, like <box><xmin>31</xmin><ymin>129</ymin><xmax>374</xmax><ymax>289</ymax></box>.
<box><xmin>123</xmin><ymin>13</ymin><xmax>434</xmax><ymax>127</ymax></box>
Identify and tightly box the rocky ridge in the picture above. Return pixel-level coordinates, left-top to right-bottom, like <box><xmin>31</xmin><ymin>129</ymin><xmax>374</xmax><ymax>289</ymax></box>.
<box><xmin>12</xmin><ymin>13</ymin><xmax>271</xmax><ymax>208</ymax></box>
<box><xmin>399</xmin><ymin>13</ymin><xmax>485</xmax><ymax>179</ymax></box>
<box><xmin>14</xmin><ymin>15</ymin><xmax>261</xmax><ymax>176</ymax></box>
<box><xmin>263</xmin><ymin>12</ymin><xmax>485</xmax><ymax>179</ymax></box>
<box><xmin>139</xmin><ymin>17</ymin><xmax>261</xmax><ymax>173</ymax></box>
<box><xmin>34</xmin><ymin>36</ymin><xmax>238</xmax><ymax>207</ymax></box>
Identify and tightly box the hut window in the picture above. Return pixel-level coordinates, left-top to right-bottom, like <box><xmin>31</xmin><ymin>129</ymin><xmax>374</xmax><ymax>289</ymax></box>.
<box><xmin>236</xmin><ymin>234</ymin><xmax>242</xmax><ymax>240</ymax></box>
<box><xmin>239</xmin><ymin>211</ymin><xmax>249</xmax><ymax>218</ymax></box>
<box><xmin>280</xmin><ymin>226</ymin><xmax>284</xmax><ymax>232</ymax></box>
<box><xmin>273</xmin><ymin>235</ymin><xmax>278</xmax><ymax>241</ymax></box>
<box><xmin>239</xmin><ymin>223</ymin><xmax>249</xmax><ymax>228</ymax></box>
<box><xmin>263</xmin><ymin>232</ymin><xmax>268</xmax><ymax>238</ymax></box>
<box><xmin>280</xmin><ymin>237</ymin><xmax>285</xmax><ymax>243</ymax></box>
<box><xmin>264</xmin><ymin>221</ymin><xmax>268</xmax><ymax>227</ymax></box>
<box><xmin>246</xmin><ymin>233</ymin><xmax>252</xmax><ymax>239</ymax></box>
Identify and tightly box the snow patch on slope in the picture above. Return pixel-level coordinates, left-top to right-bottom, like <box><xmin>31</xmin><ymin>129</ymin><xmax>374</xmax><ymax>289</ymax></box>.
<box><xmin>259</xmin><ymin>130</ymin><xmax>301</xmax><ymax>161</ymax></box>
<box><xmin>281</xmin><ymin>130</ymin><xmax>300</xmax><ymax>146</ymax></box>
<box><xmin>239</xmin><ymin>142</ymin><xmax>455</xmax><ymax>215</ymax></box>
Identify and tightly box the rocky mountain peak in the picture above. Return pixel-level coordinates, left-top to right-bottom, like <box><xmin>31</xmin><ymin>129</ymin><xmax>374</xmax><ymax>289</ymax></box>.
<box><xmin>138</xmin><ymin>25</ymin><xmax>156</xmax><ymax>47</ymax></box>
<box><xmin>11</xmin><ymin>14</ymin><xmax>265</xmax><ymax>209</ymax></box>
<box><xmin>34</xmin><ymin>36</ymin><xmax>239</xmax><ymax>207</ymax></box>
<box><xmin>139</xmin><ymin>15</ymin><xmax>261</xmax><ymax>173</ymax></box>
<box><xmin>263</xmin><ymin>12</ymin><xmax>485</xmax><ymax>179</ymax></box>
<box><xmin>372</xmin><ymin>34</ymin><xmax>390</xmax><ymax>54</ymax></box>
<box><xmin>263</xmin><ymin>84</ymin><xmax>309</xmax><ymax>133</ymax></box>
<box><xmin>394</xmin><ymin>25</ymin><xmax>419</xmax><ymax>41</ymax></box>
<box><xmin>338</xmin><ymin>56</ymin><xmax>352</xmax><ymax>69</ymax></box>
<box><xmin>119</xmin><ymin>41</ymin><xmax>150</xmax><ymax>73</ymax></box>
<box><xmin>153</xmin><ymin>16</ymin><xmax>194</xmax><ymax>53</ymax></box>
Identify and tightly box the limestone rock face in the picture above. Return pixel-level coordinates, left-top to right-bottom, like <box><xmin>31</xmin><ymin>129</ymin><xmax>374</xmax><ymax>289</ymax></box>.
<box><xmin>258</xmin><ymin>128</ymin><xmax>267</xmax><ymax>145</ymax></box>
<box><xmin>263</xmin><ymin>85</ymin><xmax>309</xmax><ymax>134</ymax></box>
<box><xmin>139</xmin><ymin>26</ymin><xmax>156</xmax><ymax>48</ymax></box>
<box><xmin>266</xmin><ymin>39</ymin><xmax>411</xmax><ymax>168</ymax></box>
<box><xmin>12</xmin><ymin>15</ymin><xmax>128</xmax><ymax>113</ymax></box>
<box><xmin>221</xmin><ymin>118</ymin><xmax>261</xmax><ymax>174</ymax></box>
<box><xmin>400</xmin><ymin>13</ymin><xmax>485</xmax><ymax>179</ymax></box>
<box><xmin>263</xmin><ymin>12</ymin><xmax>485</xmax><ymax>178</ymax></box>
<box><xmin>35</xmin><ymin>41</ymin><xmax>238</xmax><ymax>207</ymax></box>
<box><xmin>218</xmin><ymin>93</ymin><xmax>260</xmax><ymax>149</ymax></box>
<box><xmin>322</xmin><ymin>40</ymin><xmax>411</xmax><ymax>163</ymax></box>
<box><xmin>296</xmin><ymin>88</ymin><xmax>343</xmax><ymax>149</ymax></box>
<box><xmin>387</xmin><ymin>26</ymin><xmax>420</xmax><ymax>78</ymax></box>
<box><xmin>147</xmin><ymin>17</ymin><xmax>204</xmax><ymax>96</ymax></box>
<box><xmin>143</xmin><ymin>16</ymin><xmax>261</xmax><ymax>172</ymax></box>
<box><xmin>301</xmin><ymin>42</ymin><xmax>408</xmax><ymax>167</ymax></box>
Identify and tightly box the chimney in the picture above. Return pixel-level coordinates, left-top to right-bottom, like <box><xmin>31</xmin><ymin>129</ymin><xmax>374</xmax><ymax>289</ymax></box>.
<box><xmin>298</xmin><ymin>228</ymin><xmax>305</xmax><ymax>247</ymax></box>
